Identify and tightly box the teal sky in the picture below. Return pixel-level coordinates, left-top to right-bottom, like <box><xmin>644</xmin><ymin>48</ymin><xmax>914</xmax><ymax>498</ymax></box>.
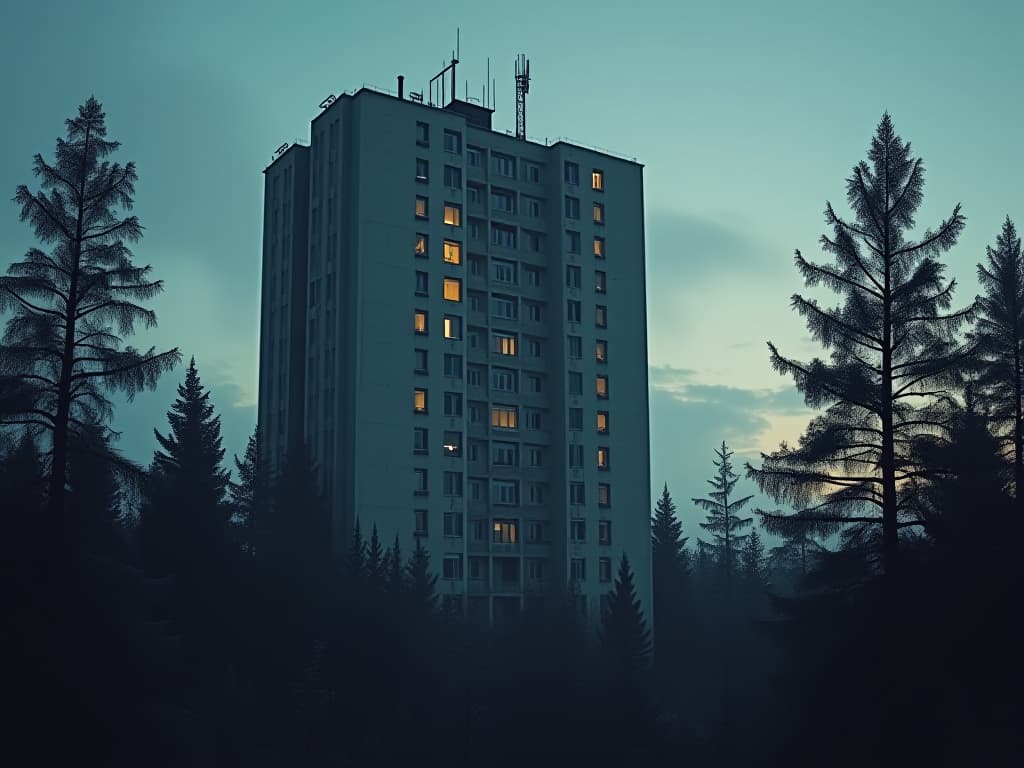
<box><xmin>2</xmin><ymin>1</ymin><xmax>1022</xmax><ymax>536</ymax></box>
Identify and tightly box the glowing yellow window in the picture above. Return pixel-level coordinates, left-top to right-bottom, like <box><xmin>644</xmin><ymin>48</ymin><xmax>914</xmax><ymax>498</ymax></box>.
<box><xmin>593</xmin><ymin>203</ymin><xmax>604</xmax><ymax>224</ymax></box>
<box><xmin>592</xmin><ymin>170</ymin><xmax>604</xmax><ymax>191</ymax></box>
<box><xmin>415</xmin><ymin>233</ymin><xmax>428</xmax><ymax>257</ymax></box>
<box><xmin>414</xmin><ymin>388</ymin><xmax>427</xmax><ymax>413</ymax></box>
<box><xmin>594</xmin><ymin>237</ymin><xmax>605</xmax><ymax>258</ymax></box>
<box><xmin>596</xmin><ymin>375</ymin><xmax>608</xmax><ymax>398</ymax></box>
<box><xmin>443</xmin><ymin>278</ymin><xmax>462</xmax><ymax>302</ymax></box>
<box><xmin>597</xmin><ymin>446</ymin><xmax>610</xmax><ymax>469</ymax></box>
<box><xmin>596</xmin><ymin>340</ymin><xmax>607</xmax><ymax>363</ymax></box>
<box><xmin>416</xmin><ymin>196</ymin><xmax>428</xmax><ymax>218</ymax></box>
<box><xmin>443</xmin><ymin>240</ymin><xmax>461</xmax><ymax>264</ymax></box>
<box><xmin>491</xmin><ymin>406</ymin><xmax>518</xmax><ymax>429</ymax></box>
<box><xmin>443</xmin><ymin>203</ymin><xmax>462</xmax><ymax>226</ymax></box>
<box><xmin>414</xmin><ymin>310</ymin><xmax>428</xmax><ymax>334</ymax></box>
<box><xmin>596</xmin><ymin>411</ymin><xmax>609</xmax><ymax>433</ymax></box>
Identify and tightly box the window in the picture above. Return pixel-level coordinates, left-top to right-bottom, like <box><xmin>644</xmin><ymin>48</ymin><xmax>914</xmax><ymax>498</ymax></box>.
<box><xmin>569</xmin><ymin>443</ymin><xmax>583</xmax><ymax>468</ymax></box>
<box><xmin>567</xmin><ymin>300</ymin><xmax>581</xmax><ymax>323</ymax></box>
<box><xmin>596</xmin><ymin>305</ymin><xmax>607</xmax><ymax>328</ymax></box>
<box><xmin>491</xmin><ymin>187</ymin><xmax>516</xmax><ymax>213</ymax></box>
<box><xmin>415</xmin><ymin>233</ymin><xmax>428</xmax><ymax>258</ymax></box>
<box><xmin>527</xmin><ymin>446</ymin><xmax>543</xmax><ymax>467</ymax></box>
<box><xmin>526</xmin><ymin>521</ymin><xmax>546</xmax><ymax>544</ymax></box>
<box><xmin>524</xmin><ymin>409</ymin><xmax>542</xmax><ymax>430</ymax></box>
<box><xmin>443</xmin><ymin>240</ymin><xmax>461</xmax><ymax>264</ymax></box>
<box><xmin>443</xmin><ymin>129</ymin><xmax>462</xmax><ymax>154</ymax></box>
<box><xmin>569</xmin><ymin>408</ymin><xmax>583</xmax><ymax>430</ymax></box>
<box><xmin>414</xmin><ymin>508</ymin><xmax>429</xmax><ymax>536</ymax></box>
<box><xmin>414</xmin><ymin>388</ymin><xmax>427</xmax><ymax>413</ymax></box>
<box><xmin>598</xmin><ymin>484</ymin><xmax>611</xmax><ymax>508</ymax></box>
<box><xmin>414</xmin><ymin>348</ymin><xmax>428</xmax><ymax>374</ymax></box>
<box><xmin>597</xmin><ymin>411</ymin><xmax>609</xmax><ymax>434</ymax></box>
<box><xmin>492</xmin><ymin>481</ymin><xmax>518</xmax><ymax>506</ymax></box>
<box><xmin>414</xmin><ymin>309</ymin><xmax>428</xmax><ymax>334</ymax></box>
<box><xmin>415</xmin><ymin>196</ymin><xmax>428</xmax><ymax>219</ymax></box>
<box><xmin>596</xmin><ymin>375</ymin><xmax>609</xmax><ymax>398</ymax></box>
<box><xmin>492</xmin><ymin>441</ymin><xmax>518</xmax><ymax>467</ymax></box>
<box><xmin>525</xmin><ymin>301</ymin><xmax>542</xmax><ymax>322</ymax></box>
<box><xmin>467</xmin><ymin>145</ymin><xmax>483</xmax><ymax>166</ymax></box>
<box><xmin>598</xmin><ymin>519</ymin><xmax>612</xmax><ymax>545</ymax></box>
<box><xmin>443</xmin><ymin>555</ymin><xmax>463</xmax><ymax>579</ymax></box>
<box><xmin>491</xmin><ymin>367</ymin><xmax>517</xmax><ymax>393</ymax></box>
<box><xmin>595</xmin><ymin>270</ymin><xmax>607</xmax><ymax>292</ymax></box>
<box><xmin>523</xmin><ymin>230</ymin><xmax>543</xmax><ymax>252</ymax></box>
<box><xmin>492</xmin><ymin>517</ymin><xmax>518</xmax><ymax>542</ymax></box>
<box><xmin>443</xmin><ymin>353</ymin><xmax>463</xmax><ymax>378</ymax></box>
<box><xmin>467</xmin><ymin>365</ymin><xmax>484</xmax><ymax>387</ymax></box>
<box><xmin>525</xmin><ymin>265</ymin><xmax>542</xmax><ymax>287</ymax></box>
<box><xmin>443</xmin><ymin>391</ymin><xmax>463</xmax><ymax>417</ymax></box>
<box><xmin>594</xmin><ymin>237</ymin><xmax>605</xmax><ymax>259</ymax></box>
<box><xmin>415</xmin><ymin>158</ymin><xmax>429</xmax><ymax>182</ymax></box>
<box><xmin>443</xmin><ymin>315</ymin><xmax>462</xmax><ymax>340</ymax></box>
<box><xmin>568</xmin><ymin>336</ymin><xmax>582</xmax><ymax>359</ymax></box>
<box><xmin>444</xmin><ymin>471</ymin><xmax>463</xmax><ymax>497</ymax></box>
<box><xmin>593</xmin><ymin>202</ymin><xmax>605</xmax><ymax>224</ymax></box>
<box><xmin>564</xmin><ymin>196</ymin><xmax>580</xmax><ymax>219</ymax></box>
<box><xmin>468</xmin><ymin>401</ymin><xmax>485</xmax><ymax>424</ymax></box>
<box><xmin>492</xmin><ymin>152</ymin><xmax>516</xmax><ymax>178</ymax></box>
<box><xmin>416</xmin><ymin>121</ymin><xmax>429</xmax><ymax>146</ymax></box>
<box><xmin>443</xmin><ymin>431</ymin><xmax>462</xmax><ymax>457</ymax></box>
<box><xmin>564</xmin><ymin>161</ymin><xmax>579</xmax><ymax>185</ymax></box>
<box><xmin>443</xmin><ymin>277</ymin><xmax>462</xmax><ymax>302</ymax></box>
<box><xmin>494</xmin><ymin>331</ymin><xmax>518</xmax><ymax>356</ymax></box>
<box><xmin>592</xmin><ymin>169</ymin><xmax>604</xmax><ymax>191</ymax></box>
<box><xmin>522</xmin><ymin>195</ymin><xmax>542</xmax><ymax>218</ymax></box>
<box><xmin>444</xmin><ymin>510</ymin><xmax>464</xmax><ymax>536</ymax></box>
<box><xmin>527</xmin><ymin>338</ymin><xmax>542</xmax><ymax>357</ymax></box>
<box><xmin>566</xmin><ymin>265</ymin><xmax>582</xmax><ymax>288</ymax></box>
<box><xmin>440</xmin><ymin>166</ymin><xmax>460</xmax><ymax>189</ymax></box>
<box><xmin>414</xmin><ymin>468</ymin><xmax>428</xmax><ymax>494</ymax></box>
<box><xmin>526</xmin><ymin>557</ymin><xmax>545</xmax><ymax>581</ymax></box>
<box><xmin>469</xmin><ymin>255</ymin><xmax>484</xmax><ymax>275</ymax></box>
<box><xmin>566</xmin><ymin>230</ymin><xmax>581</xmax><ymax>253</ymax></box>
<box><xmin>523</xmin><ymin>161</ymin><xmax>541</xmax><ymax>183</ymax></box>
<box><xmin>493</xmin><ymin>259</ymin><xmax>517</xmax><ymax>284</ymax></box>
<box><xmin>599</xmin><ymin>557</ymin><xmax>612</xmax><ymax>583</ymax></box>
<box><xmin>469</xmin><ymin>292</ymin><xmax>485</xmax><ymax>312</ymax></box>
<box><xmin>570</xmin><ymin>482</ymin><xmax>585</xmax><ymax>505</ymax></box>
<box><xmin>491</xmin><ymin>295</ymin><xmax>517</xmax><ymax>320</ymax></box>
<box><xmin>413</xmin><ymin>427</ymin><xmax>428</xmax><ymax>454</ymax></box>
<box><xmin>571</xmin><ymin>519</ymin><xmax>586</xmax><ymax>543</ymax></box>
<box><xmin>469</xmin><ymin>477</ymin><xmax>485</xmax><ymax>500</ymax></box>
<box><xmin>443</xmin><ymin>203</ymin><xmax>462</xmax><ymax>227</ymax></box>
<box><xmin>491</xmin><ymin>224</ymin><xmax>517</xmax><ymax>249</ymax></box>
<box><xmin>596</xmin><ymin>340</ymin><xmax>608</xmax><ymax>364</ymax></box>
<box><xmin>471</xmin><ymin>519</ymin><xmax>487</xmax><ymax>543</ymax></box>
<box><xmin>597</xmin><ymin>446</ymin><xmax>610</xmax><ymax>470</ymax></box>
<box><xmin>492</xmin><ymin>405</ymin><xmax>518</xmax><ymax>429</ymax></box>
<box><xmin>571</xmin><ymin>557</ymin><xmax>586</xmax><ymax>582</ymax></box>
<box><xmin>526</xmin><ymin>374</ymin><xmax>542</xmax><ymax>394</ymax></box>
<box><xmin>468</xmin><ymin>183</ymin><xmax>482</xmax><ymax>205</ymax></box>
<box><xmin>568</xmin><ymin>371</ymin><xmax>583</xmax><ymax>395</ymax></box>
<box><xmin>415</xmin><ymin>270</ymin><xmax>429</xmax><ymax>295</ymax></box>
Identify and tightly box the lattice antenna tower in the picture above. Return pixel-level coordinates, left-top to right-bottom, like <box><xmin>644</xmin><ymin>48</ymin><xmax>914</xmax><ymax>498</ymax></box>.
<box><xmin>515</xmin><ymin>54</ymin><xmax>530</xmax><ymax>139</ymax></box>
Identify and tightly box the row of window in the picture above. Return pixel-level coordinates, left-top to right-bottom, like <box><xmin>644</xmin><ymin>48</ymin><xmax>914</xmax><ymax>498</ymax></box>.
<box><xmin>415</xmin><ymin>158</ymin><xmax>463</xmax><ymax>187</ymax></box>
<box><xmin>412</xmin><ymin>429</ymin><xmax>610</xmax><ymax>462</ymax></box>
<box><xmin>434</xmin><ymin>554</ymin><xmax>615</xmax><ymax>585</ymax></box>
<box><xmin>414</xmin><ymin>234</ymin><xmax>462</xmax><ymax>263</ymax></box>
<box><xmin>414</xmin><ymin>514</ymin><xmax>614</xmax><ymax>548</ymax></box>
<box><xmin>567</xmin><ymin>300</ymin><xmax>608</xmax><ymax>328</ymax></box>
<box><xmin>415</xmin><ymin>196</ymin><xmax>462</xmax><ymax>226</ymax></box>
<box><xmin>564</xmin><ymin>196</ymin><xmax>605</xmax><ymax>225</ymax></box>
<box><xmin>413</xmin><ymin>309</ymin><xmax>462</xmax><ymax>339</ymax></box>
<box><xmin>412</xmin><ymin>469</ymin><xmax>612</xmax><ymax>500</ymax></box>
<box><xmin>415</xmin><ymin>122</ymin><xmax>462</xmax><ymax>154</ymax></box>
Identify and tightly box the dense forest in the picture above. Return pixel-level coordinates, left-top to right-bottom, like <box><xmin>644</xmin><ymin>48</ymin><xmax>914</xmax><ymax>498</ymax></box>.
<box><xmin>1</xmin><ymin>100</ymin><xmax>1021</xmax><ymax>765</ymax></box>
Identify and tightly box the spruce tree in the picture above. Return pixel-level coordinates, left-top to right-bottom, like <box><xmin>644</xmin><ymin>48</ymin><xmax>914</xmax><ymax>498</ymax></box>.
<box><xmin>747</xmin><ymin>114</ymin><xmax>974</xmax><ymax>577</ymax></box>
<box><xmin>970</xmin><ymin>217</ymin><xmax>1024</xmax><ymax>503</ymax></box>
<box><xmin>406</xmin><ymin>536</ymin><xmax>438</xmax><ymax>616</ymax></box>
<box><xmin>0</xmin><ymin>97</ymin><xmax>179</xmax><ymax>524</ymax></box>
<box><xmin>385</xmin><ymin>535</ymin><xmax>404</xmax><ymax>600</ymax></box>
<box><xmin>228</xmin><ymin>427</ymin><xmax>268</xmax><ymax>555</ymax></box>
<box><xmin>739</xmin><ymin>528</ymin><xmax>768</xmax><ymax>588</ymax></box>
<box><xmin>695</xmin><ymin>441</ymin><xmax>753</xmax><ymax>582</ymax></box>
<box><xmin>651</xmin><ymin>483</ymin><xmax>688</xmax><ymax>671</ymax></box>
<box><xmin>366</xmin><ymin>524</ymin><xmax>386</xmax><ymax>594</ymax></box>
<box><xmin>599</xmin><ymin>553</ymin><xmax>653</xmax><ymax>673</ymax></box>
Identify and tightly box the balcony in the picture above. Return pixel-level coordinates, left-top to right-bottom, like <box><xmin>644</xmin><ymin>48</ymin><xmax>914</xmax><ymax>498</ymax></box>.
<box><xmin>491</xmin><ymin>541</ymin><xmax>520</xmax><ymax>555</ymax></box>
<box><xmin>492</xmin><ymin>578</ymin><xmax>522</xmax><ymax>595</ymax></box>
<box><xmin>468</xmin><ymin>579</ymin><xmax>489</xmax><ymax>595</ymax></box>
<box><xmin>468</xmin><ymin>538</ymin><xmax>489</xmax><ymax>555</ymax></box>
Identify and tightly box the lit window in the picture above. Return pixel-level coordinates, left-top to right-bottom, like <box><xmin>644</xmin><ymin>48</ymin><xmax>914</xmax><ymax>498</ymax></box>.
<box><xmin>415</xmin><ymin>233</ymin><xmax>428</xmax><ymax>258</ymax></box>
<box><xmin>414</xmin><ymin>388</ymin><xmax>427</xmax><ymax>413</ymax></box>
<box><xmin>595</xmin><ymin>270</ymin><xmax>606</xmax><ymax>292</ymax></box>
<box><xmin>443</xmin><ymin>277</ymin><xmax>462</xmax><ymax>302</ymax></box>
<box><xmin>594</xmin><ymin>237</ymin><xmax>605</xmax><ymax>259</ymax></box>
<box><xmin>597</xmin><ymin>411</ymin><xmax>609</xmax><ymax>434</ymax></box>
<box><xmin>492</xmin><ymin>518</ymin><xmax>518</xmax><ymax>543</ymax></box>
<box><xmin>597</xmin><ymin>446</ymin><xmax>610</xmax><ymax>470</ymax></box>
<box><xmin>491</xmin><ymin>405</ymin><xmax>518</xmax><ymax>429</ymax></box>
<box><xmin>494</xmin><ymin>332</ymin><xmax>517</xmax><ymax>356</ymax></box>
<box><xmin>416</xmin><ymin>196</ymin><xmax>428</xmax><ymax>219</ymax></box>
<box><xmin>596</xmin><ymin>340</ymin><xmax>608</xmax><ymax>363</ymax></box>
<box><xmin>598</xmin><ymin>519</ymin><xmax>612</xmax><ymax>545</ymax></box>
<box><xmin>596</xmin><ymin>375</ymin><xmax>608</xmax><ymax>398</ymax></box>
<box><xmin>415</xmin><ymin>158</ymin><xmax>429</xmax><ymax>182</ymax></box>
<box><xmin>593</xmin><ymin>203</ymin><xmax>605</xmax><ymax>224</ymax></box>
<box><xmin>414</xmin><ymin>309</ymin><xmax>428</xmax><ymax>334</ymax></box>
<box><xmin>599</xmin><ymin>557</ymin><xmax>611</xmax><ymax>582</ymax></box>
<box><xmin>443</xmin><ymin>203</ymin><xmax>462</xmax><ymax>227</ymax></box>
<box><xmin>592</xmin><ymin>169</ymin><xmax>604</xmax><ymax>191</ymax></box>
<box><xmin>598</xmin><ymin>485</ymin><xmax>611</xmax><ymax>508</ymax></box>
<box><xmin>596</xmin><ymin>305</ymin><xmax>607</xmax><ymax>328</ymax></box>
<box><xmin>443</xmin><ymin>240</ymin><xmax>461</xmax><ymax>264</ymax></box>
<box><xmin>443</xmin><ymin>315</ymin><xmax>462</xmax><ymax>339</ymax></box>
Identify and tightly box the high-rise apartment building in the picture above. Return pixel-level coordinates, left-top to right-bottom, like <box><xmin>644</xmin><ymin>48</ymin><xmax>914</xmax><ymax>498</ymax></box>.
<box><xmin>259</xmin><ymin>76</ymin><xmax>651</xmax><ymax>627</ymax></box>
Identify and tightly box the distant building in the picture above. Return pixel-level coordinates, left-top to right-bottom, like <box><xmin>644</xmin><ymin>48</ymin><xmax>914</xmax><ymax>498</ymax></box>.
<box><xmin>259</xmin><ymin>66</ymin><xmax>651</xmax><ymax>627</ymax></box>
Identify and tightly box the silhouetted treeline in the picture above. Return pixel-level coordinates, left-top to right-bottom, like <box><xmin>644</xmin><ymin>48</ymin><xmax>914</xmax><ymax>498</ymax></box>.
<box><xmin>2</xmin><ymin>102</ymin><xmax>1023</xmax><ymax>766</ymax></box>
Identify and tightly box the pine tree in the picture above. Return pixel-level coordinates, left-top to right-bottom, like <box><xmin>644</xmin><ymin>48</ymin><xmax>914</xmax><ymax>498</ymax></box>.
<box><xmin>599</xmin><ymin>553</ymin><xmax>653</xmax><ymax>674</ymax></box>
<box><xmin>228</xmin><ymin>427</ymin><xmax>268</xmax><ymax>555</ymax></box>
<box><xmin>0</xmin><ymin>97</ymin><xmax>179</xmax><ymax>525</ymax></box>
<box><xmin>651</xmin><ymin>483</ymin><xmax>688</xmax><ymax>671</ymax></box>
<box><xmin>385</xmin><ymin>535</ymin><xmax>404</xmax><ymax>599</ymax></box>
<box><xmin>696</xmin><ymin>441</ymin><xmax>753</xmax><ymax>583</ymax></box>
<box><xmin>747</xmin><ymin>114</ymin><xmax>974</xmax><ymax>578</ymax></box>
<box><xmin>970</xmin><ymin>217</ymin><xmax>1024</xmax><ymax>504</ymax></box>
<box><xmin>740</xmin><ymin>528</ymin><xmax>768</xmax><ymax>588</ymax></box>
<box><xmin>406</xmin><ymin>536</ymin><xmax>438</xmax><ymax>616</ymax></box>
<box><xmin>366</xmin><ymin>524</ymin><xmax>386</xmax><ymax>594</ymax></box>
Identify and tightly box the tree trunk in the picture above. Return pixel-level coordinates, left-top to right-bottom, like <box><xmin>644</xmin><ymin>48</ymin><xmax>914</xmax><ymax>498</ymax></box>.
<box><xmin>880</xmin><ymin>207</ymin><xmax>899</xmax><ymax>581</ymax></box>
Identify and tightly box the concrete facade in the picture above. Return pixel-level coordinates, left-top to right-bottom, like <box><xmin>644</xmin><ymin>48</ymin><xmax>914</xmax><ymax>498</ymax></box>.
<box><xmin>259</xmin><ymin>86</ymin><xmax>651</xmax><ymax>628</ymax></box>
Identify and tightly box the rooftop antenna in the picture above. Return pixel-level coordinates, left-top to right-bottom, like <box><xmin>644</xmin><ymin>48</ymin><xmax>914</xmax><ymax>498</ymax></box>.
<box><xmin>429</xmin><ymin>31</ymin><xmax>460</xmax><ymax>107</ymax></box>
<box><xmin>515</xmin><ymin>54</ymin><xmax>530</xmax><ymax>140</ymax></box>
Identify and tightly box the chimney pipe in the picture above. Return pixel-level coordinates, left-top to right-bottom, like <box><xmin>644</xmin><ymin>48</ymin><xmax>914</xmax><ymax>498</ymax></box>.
<box><xmin>397</xmin><ymin>75</ymin><xmax>405</xmax><ymax>100</ymax></box>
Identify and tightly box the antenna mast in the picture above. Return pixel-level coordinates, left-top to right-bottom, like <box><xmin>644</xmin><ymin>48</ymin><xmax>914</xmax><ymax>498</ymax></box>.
<box><xmin>515</xmin><ymin>54</ymin><xmax>530</xmax><ymax>140</ymax></box>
